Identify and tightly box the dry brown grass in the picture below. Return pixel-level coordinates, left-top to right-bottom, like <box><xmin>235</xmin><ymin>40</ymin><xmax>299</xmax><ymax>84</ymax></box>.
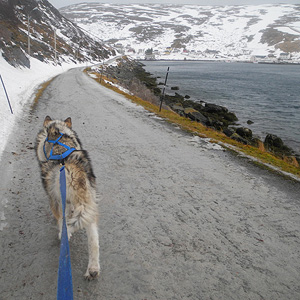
<box><xmin>32</xmin><ymin>76</ymin><xmax>57</xmax><ymax>108</ymax></box>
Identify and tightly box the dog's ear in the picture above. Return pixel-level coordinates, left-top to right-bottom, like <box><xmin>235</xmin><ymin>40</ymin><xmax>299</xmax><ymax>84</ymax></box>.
<box><xmin>64</xmin><ymin>117</ymin><xmax>72</xmax><ymax>128</ymax></box>
<box><xmin>43</xmin><ymin>116</ymin><xmax>52</xmax><ymax>127</ymax></box>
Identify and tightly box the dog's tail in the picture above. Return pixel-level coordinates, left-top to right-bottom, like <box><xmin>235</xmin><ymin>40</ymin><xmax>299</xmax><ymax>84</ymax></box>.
<box><xmin>64</xmin><ymin>161</ymin><xmax>98</xmax><ymax>230</ymax></box>
<box><xmin>67</xmin><ymin>202</ymin><xmax>98</xmax><ymax>230</ymax></box>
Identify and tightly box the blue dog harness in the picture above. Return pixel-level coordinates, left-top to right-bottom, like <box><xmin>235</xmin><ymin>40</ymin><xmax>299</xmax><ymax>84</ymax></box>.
<box><xmin>43</xmin><ymin>132</ymin><xmax>76</xmax><ymax>161</ymax></box>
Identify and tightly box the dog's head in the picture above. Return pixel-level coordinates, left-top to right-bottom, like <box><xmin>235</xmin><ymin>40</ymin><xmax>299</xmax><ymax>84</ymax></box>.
<box><xmin>39</xmin><ymin>116</ymin><xmax>81</xmax><ymax>161</ymax></box>
<box><xmin>43</xmin><ymin>116</ymin><xmax>72</xmax><ymax>140</ymax></box>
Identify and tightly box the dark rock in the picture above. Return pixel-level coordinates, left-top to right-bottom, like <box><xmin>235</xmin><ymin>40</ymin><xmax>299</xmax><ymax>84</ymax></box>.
<box><xmin>182</xmin><ymin>100</ymin><xmax>204</xmax><ymax>111</ymax></box>
<box><xmin>199</xmin><ymin>103</ymin><xmax>238</xmax><ymax>129</ymax></box>
<box><xmin>188</xmin><ymin>111</ymin><xmax>208</xmax><ymax>124</ymax></box>
<box><xmin>223</xmin><ymin>127</ymin><xmax>235</xmax><ymax>137</ymax></box>
<box><xmin>171</xmin><ymin>104</ymin><xmax>185</xmax><ymax>116</ymax></box>
<box><xmin>170</xmin><ymin>102</ymin><xmax>182</xmax><ymax>109</ymax></box>
<box><xmin>184</xmin><ymin>95</ymin><xmax>190</xmax><ymax>99</ymax></box>
<box><xmin>230</xmin><ymin>133</ymin><xmax>249</xmax><ymax>145</ymax></box>
<box><xmin>212</xmin><ymin>120</ymin><xmax>224</xmax><ymax>130</ymax></box>
<box><xmin>204</xmin><ymin>103</ymin><xmax>228</xmax><ymax>113</ymax></box>
<box><xmin>236</xmin><ymin>127</ymin><xmax>252</xmax><ymax>139</ymax></box>
<box><xmin>164</xmin><ymin>93</ymin><xmax>185</xmax><ymax>105</ymax></box>
<box><xmin>206</xmin><ymin>117</ymin><xmax>213</xmax><ymax>126</ymax></box>
<box><xmin>223</xmin><ymin>112</ymin><xmax>238</xmax><ymax>122</ymax></box>
<box><xmin>264</xmin><ymin>134</ymin><xmax>292</xmax><ymax>156</ymax></box>
<box><xmin>247</xmin><ymin>120</ymin><xmax>254</xmax><ymax>125</ymax></box>
<box><xmin>184</xmin><ymin>107</ymin><xmax>198</xmax><ymax>116</ymax></box>
<box><xmin>175</xmin><ymin>92</ymin><xmax>184</xmax><ymax>100</ymax></box>
<box><xmin>265</xmin><ymin>134</ymin><xmax>284</xmax><ymax>149</ymax></box>
<box><xmin>2</xmin><ymin>46</ymin><xmax>30</xmax><ymax>68</ymax></box>
<box><xmin>171</xmin><ymin>86</ymin><xmax>179</xmax><ymax>90</ymax></box>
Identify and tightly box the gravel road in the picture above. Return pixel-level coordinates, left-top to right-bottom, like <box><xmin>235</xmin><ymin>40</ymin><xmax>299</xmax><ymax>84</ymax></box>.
<box><xmin>1</xmin><ymin>68</ymin><xmax>300</xmax><ymax>300</ymax></box>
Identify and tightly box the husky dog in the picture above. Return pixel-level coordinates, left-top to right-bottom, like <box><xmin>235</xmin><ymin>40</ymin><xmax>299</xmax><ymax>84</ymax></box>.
<box><xmin>36</xmin><ymin>116</ymin><xmax>100</xmax><ymax>280</ymax></box>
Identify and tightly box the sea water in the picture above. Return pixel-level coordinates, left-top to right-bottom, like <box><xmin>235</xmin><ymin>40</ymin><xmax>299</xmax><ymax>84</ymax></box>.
<box><xmin>143</xmin><ymin>61</ymin><xmax>300</xmax><ymax>154</ymax></box>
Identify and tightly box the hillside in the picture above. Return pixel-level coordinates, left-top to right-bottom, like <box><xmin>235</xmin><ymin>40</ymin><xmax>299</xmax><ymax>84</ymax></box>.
<box><xmin>0</xmin><ymin>0</ymin><xmax>115</xmax><ymax>68</ymax></box>
<box><xmin>60</xmin><ymin>3</ymin><xmax>300</xmax><ymax>61</ymax></box>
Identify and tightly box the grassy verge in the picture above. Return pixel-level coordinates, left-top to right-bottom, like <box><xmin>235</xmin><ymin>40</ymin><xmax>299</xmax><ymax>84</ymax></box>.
<box><xmin>31</xmin><ymin>76</ymin><xmax>57</xmax><ymax>109</ymax></box>
<box><xmin>86</xmin><ymin>70</ymin><xmax>300</xmax><ymax>179</ymax></box>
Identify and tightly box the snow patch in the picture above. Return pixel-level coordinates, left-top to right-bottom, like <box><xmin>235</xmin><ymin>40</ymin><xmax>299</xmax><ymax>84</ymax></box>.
<box><xmin>189</xmin><ymin>135</ymin><xmax>224</xmax><ymax>151</ymax></box>
<box><xmin>0</xmin><ymin>56</ymin><xmax>87</xmax><ymax>161</ymax></box>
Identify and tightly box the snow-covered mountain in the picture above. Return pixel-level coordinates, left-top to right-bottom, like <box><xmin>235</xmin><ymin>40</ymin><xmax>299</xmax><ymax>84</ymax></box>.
<box><xmin>0</xmin><ymin>0</ymin><xmax>115</xmax><ymax>68</ymax></box>
<box><xmin>60</xmin><ymin>3</ymin><xmax>300</xmax><ymax>61</ymax></box>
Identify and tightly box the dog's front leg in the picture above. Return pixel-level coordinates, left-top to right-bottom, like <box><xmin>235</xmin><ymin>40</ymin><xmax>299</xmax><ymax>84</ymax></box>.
<box><xmin>84</xmin><ymin>222</ymin><xmax>100</xmax><ymax>280</ymax></box>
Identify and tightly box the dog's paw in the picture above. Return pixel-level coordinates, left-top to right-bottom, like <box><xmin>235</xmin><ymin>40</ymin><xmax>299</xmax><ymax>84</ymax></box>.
<box><xmin>84</xmin><ymin>267</ymin><xmax>100</xmax><ymax>281</ymax></box>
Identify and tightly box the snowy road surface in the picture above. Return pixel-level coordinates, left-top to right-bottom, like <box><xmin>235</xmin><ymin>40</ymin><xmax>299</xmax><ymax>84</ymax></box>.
<box><xmin>0</xmin><ymin>68</ymin><xmax>300</xmax><ymax>300</ymax></box>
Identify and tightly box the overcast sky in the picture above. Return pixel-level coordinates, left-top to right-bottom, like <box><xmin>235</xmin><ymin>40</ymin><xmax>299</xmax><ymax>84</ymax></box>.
<box><xmin>47</xmin><ymin>0</ymin><xmax>300</xmax><ymax>9</ymax></box>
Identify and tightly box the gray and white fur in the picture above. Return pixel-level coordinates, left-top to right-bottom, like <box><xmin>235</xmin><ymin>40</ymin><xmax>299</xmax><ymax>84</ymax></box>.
<box><xmin>36</xmin><ymin>116</ymin><xmax>100</xmax><ymax>280</ymax></box>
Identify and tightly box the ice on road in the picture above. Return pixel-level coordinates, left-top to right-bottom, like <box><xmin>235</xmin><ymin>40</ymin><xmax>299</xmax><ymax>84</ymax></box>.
<box><xmin>0</xmin><ymin>68</ymin><xmax>300</xmax><ymax>300</ymax></box>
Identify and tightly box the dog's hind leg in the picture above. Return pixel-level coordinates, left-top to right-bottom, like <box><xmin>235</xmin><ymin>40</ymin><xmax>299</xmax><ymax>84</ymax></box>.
<box><xmin>84</xmin><ymin>222</ymin><xmax>100</xmax><ymax>280</ymax></box>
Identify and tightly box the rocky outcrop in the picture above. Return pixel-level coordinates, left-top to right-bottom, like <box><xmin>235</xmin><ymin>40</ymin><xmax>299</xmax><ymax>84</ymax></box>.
<box><xmin>236</xmin><ymin>127</ymin><xmax>253</xmax><ymax>139</ymax></box>
<box><xmin>184</xmin><ymin>107</ymin><xmax>208</xmax><ymax>124</ymax></box>
<box><xmin>204</xmin><ymin>103</ymin><xmax>228</xmax><ymax>114</ymax></box>
<box><xmin>263</xmin><ymin>134</ymin><xmax>300</xmax><ymax>167</ymax></box>
<box><xmin>223</xmin><ymin>129</ymin><xmax>299</xmax><ymax>164</ymax></box>
<box><xmin>223</xmin><ymin>127</ymin><xmax>235</xmax><ymax>138</ymax></box>
<box><xmin>2</xmin><ymin>46</ymin><xmax>30</xmax><ymax>68</ymax></box>
<box><xmin>224</xmin><ymin>126</ymin><xmax>262</xmax><ymax>147</ymax></box>
<box><xmin>223</xmin><ymin>126</ymin><xmax>255</xmax><ymax>145</ymax></box>
<box><xmin>167</xmin><ymin>94</ymin><xmax>238</xmax><ymax>131</ymax></box>
<box><xmin>169</xmin><ymin>96</ymin><xmax>299</xmax><ymax>166</ymax></box>
<box><xmin>171</xmin><ymin>103</ymin><xmax>185</xmax><ymax>116</ymax></box>
<box><xmin>230</xmin><ymin>133</ymin><xmax>249</xmax><ymax>145</ymax></box>
<box><xmin>264</xmin><ymin>134</ymin><xmax>292</xmax><ymax>156</ymax></box>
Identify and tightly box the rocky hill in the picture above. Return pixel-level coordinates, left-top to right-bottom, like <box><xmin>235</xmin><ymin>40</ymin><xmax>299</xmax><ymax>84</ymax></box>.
<box><xmin>0</xmin><ymin>0</ymin><xmax>115</xmax><ymax>68</ymax></box>
<box><xmin>60</xmin><ymin>3</ymin><xmax>300</xmax><ymax>61</ymax></box>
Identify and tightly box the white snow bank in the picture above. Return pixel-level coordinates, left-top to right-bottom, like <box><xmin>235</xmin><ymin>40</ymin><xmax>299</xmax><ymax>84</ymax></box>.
<box><xmin>0</xmin><ymin>55</ymin><xmax>86</xmax><ymax>161</ymax></box>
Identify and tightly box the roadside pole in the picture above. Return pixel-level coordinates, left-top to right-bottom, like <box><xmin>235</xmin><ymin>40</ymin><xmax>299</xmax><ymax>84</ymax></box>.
<box><xmin>0</xmin><ymin>74</ymin><xmax>13</xmax><ymax>114</ymax></box>
<box><xmin>159</xmin><ymin>67</ymin><xmax>170</xmax><ymax>112</ymax></box>
<box><xmin>100</xmin><ymin>62</ymin><xmax>104</xmax><ymax>83</ymax></box>
<box><xmin>54</xmin><ymin>30</ymin><xmax>57</xmax><ymax>65</ymax></box>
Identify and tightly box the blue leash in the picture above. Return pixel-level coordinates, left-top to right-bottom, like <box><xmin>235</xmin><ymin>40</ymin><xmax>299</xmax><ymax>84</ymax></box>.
<box><xmin>43</xmin><ymin>132</ymin><xmax>74</xmax><ymax>299</ymax></box>
<box><xmin>57</xmin><ymin>165</ymin><xmax>73</xmax><ymax>300</ymax></box>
